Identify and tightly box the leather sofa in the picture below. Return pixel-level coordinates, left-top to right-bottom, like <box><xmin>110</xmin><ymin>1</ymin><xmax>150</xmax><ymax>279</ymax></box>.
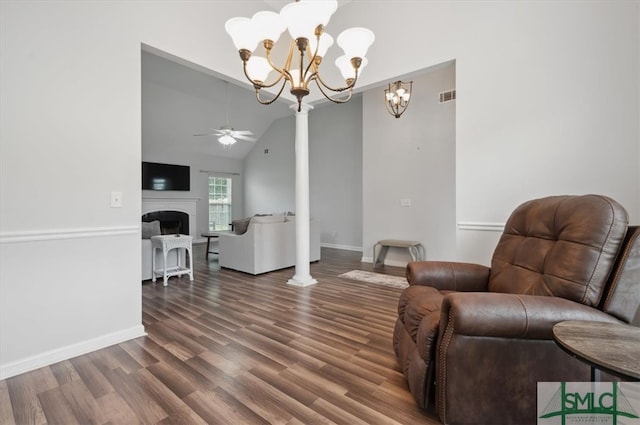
<box><xmin>218</xmin><ymin>216</ymin><xmax>320</xmax><ymax>275</ymax></box>
<box><xmin>393</xmin><ymin>195</ymin><xmax>639</xmax><ymax>424</ymax></box>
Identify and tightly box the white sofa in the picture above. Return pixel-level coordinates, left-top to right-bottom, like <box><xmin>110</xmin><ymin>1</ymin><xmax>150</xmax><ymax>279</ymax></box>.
<box><xmin>219</xmin><ymin>216</ymin><xmax>320</xmax><ymax>275</ymax></box>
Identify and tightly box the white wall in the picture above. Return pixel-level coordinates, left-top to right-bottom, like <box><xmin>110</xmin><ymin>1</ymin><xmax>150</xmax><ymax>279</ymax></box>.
<box><xmin>363</xmin><ymin>64</ymin><xmax>456</xmax><ymax>265</ymax></box>
<box><xmin>0</xmin><ymin>0</ymin><xmax>258</xmax><ymax>379</ymax></box>
<box><xmin>339</xmin><ymin>1</ymin><xmax>639</xmax><ymax>265</ymax></box>
<box><xmin>451</xmin><ymin>2</ymin><xmax>640</xmax><ymax>264</ymax></box>
<box><xmin>244</xmin><ymin>97</ymin><xmax>364</xmax><ymax>251</ymax></box>
<box><xmin>1</xmin><ymin>0</ymin><xmax>638</xmax><ymax>379</ymax></box>
<box><xmin>0</xmin><ymin>1</ymin><xmax>148</xmax><ymax>379</ymax></box>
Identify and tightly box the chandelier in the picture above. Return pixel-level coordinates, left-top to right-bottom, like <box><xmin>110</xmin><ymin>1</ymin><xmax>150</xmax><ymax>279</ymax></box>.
<box><xmin>225</xmin><ymin>0</ymin><xmax>374</xmax><ymax>111</ymax></box>
<box><xmin>385</xmin><ymin>80</ymin><xmax>412</xmax><ymax>118</ymax></box>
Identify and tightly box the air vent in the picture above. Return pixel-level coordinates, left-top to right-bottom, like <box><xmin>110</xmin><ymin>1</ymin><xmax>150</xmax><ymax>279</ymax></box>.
<box><xmin>439</xmin><ymin>89</ymin><xmax>456</xmax><ymax>103</ymax></box>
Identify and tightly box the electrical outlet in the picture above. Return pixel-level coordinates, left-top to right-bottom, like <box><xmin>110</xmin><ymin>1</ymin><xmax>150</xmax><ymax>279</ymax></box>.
<box><xmin>110</xmin><ymin>191</ymin><xmax>123</xmax><ymax>208</ymax></box>
<box><xmin>400</xmin><ymin>198</ymin><xmax>411</xmax><ymax>207</ymax></box>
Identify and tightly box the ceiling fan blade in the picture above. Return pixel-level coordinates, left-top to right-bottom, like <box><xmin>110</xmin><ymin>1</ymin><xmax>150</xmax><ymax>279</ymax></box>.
<box><xmin>193</xmin><ymin>132</ymin><xmax>218</xmax><ymax>137</ymax></box>
<box><xmin>234</xmin><ymin>134</ymin><xmax>257</xmax><ymax>142</ymax></box>
<box><xmin>232</xmin><ymin>130</ymin><xmax>254</xmax><ymax>136</ymax></box>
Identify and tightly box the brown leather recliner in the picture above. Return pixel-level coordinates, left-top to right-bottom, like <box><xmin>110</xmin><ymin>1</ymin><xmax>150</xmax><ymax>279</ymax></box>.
<box><xmin>393</xmin><ymin>195</ymin><xmax>639</xmax><ymax>424</ymax></box>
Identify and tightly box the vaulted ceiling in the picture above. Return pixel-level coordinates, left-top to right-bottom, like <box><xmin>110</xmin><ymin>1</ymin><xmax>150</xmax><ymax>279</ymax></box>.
<box><xmin>141</xmin><ymin>0</ymin><xmax>390</xmax><ymax>161</ymax></box>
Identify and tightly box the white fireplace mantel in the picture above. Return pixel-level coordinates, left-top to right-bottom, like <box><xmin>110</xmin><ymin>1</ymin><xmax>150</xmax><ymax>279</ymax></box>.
<box><xmin>142</xmin><ymin>196</ymin><xmax>199</xmax><ymax>237</ymax></box>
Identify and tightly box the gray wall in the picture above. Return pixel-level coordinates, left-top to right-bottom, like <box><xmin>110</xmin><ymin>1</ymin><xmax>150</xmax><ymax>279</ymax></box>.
<box><xmin>363</xmin><ymin>64</ymin><xmax>456</xmax><ymax>264</ymax></box>
<box><xmin>309</xmin><ymin>98</ymin><xmax>363</xmax><ymax>251</ymax></box>
<box><xmin>244</xmin><ymin>116</ymin><xmax>296</xmax><ymax>215</ymax></box>
<box><xmin>244</xmin><ymin>96</ymin><xmax>364</xmax><ymax>251</ymax></box>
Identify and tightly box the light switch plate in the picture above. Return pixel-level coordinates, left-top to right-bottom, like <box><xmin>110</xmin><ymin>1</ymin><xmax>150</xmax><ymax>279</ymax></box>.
<box><xmin>400</xmin><ymin>198</ymin><xmax>411</xmax><ymax>207</ymax></box>
<box><xmin>110</xmin><ymin>191</ymin><xmax>123</xmax><ymax>208</ymax></box>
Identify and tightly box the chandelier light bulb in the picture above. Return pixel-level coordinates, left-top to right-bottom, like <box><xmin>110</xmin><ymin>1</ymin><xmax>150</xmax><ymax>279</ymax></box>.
<box><xmin>224</xmin><ymin>17</ymin><xmax>260</xmax><ymax>52</ymax></box>
<box><xmin>251</xmin><ymin>11</ymin><xmax>286</xmax><ymax>44</ymax></box>
<box><xmin>308</xmin><ymin>32</ymin><xmax>334</xmax><ymax>58</ymax></box>
<box><xmin>225</xmin><ymin>0</ymin><xmax>374</xmax><ymax>110</ymax></box>
<box><xmin>335</xmin><ymin>56</ymin><xmax>367</xmax><ymax>81</ymax></box>
<box><xmin>246</xmin><ymin>56</ymin><xmax>272</xmax><ymax>83</ymax></box>
<box><xmin>337</xmin><ymin>27</ymin><xmax>375</xmax><ymax>60</ymax></box>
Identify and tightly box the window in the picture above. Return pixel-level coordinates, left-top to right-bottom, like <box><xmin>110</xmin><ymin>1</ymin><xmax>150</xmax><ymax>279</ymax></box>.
<box><xmin>208</xmin><ymin>176</ymin><xmax>232</xmax><ymax>231</ymax></box>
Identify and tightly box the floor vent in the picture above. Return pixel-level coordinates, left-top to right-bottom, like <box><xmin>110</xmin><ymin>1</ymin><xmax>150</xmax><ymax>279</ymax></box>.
<box><xmin>439</xmin><ymin>89</ymin><xmax>456</xmax><ymax>103</ymax></box>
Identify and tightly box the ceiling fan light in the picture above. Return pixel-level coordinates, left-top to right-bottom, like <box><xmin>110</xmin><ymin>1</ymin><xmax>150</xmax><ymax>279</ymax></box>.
<box><xmin>218</xmin><ymin>134</ymin><xmax>236</xmax><ymax>145</ymax></box>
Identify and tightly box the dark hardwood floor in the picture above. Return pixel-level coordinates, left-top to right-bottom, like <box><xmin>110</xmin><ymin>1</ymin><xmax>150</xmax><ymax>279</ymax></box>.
<box><xmin>1</xmin><ymin>246</ymin><xmax>439</xmax><ymax>424</ymax></box>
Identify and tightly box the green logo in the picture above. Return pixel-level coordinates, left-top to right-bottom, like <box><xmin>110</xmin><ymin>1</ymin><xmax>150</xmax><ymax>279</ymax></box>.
<box><xmin>539</xmin><ymin>382</ymin><xmax>639</xmax><ymax>424</ymax></box>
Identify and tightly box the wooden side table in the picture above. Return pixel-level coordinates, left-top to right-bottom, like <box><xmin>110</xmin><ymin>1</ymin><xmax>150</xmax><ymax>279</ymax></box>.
<box><xmin>201</xmin><ymin>231</ymin><xmax>233</xmax><ymax>259</ymax></box>
<box><xmin>201</xmin><ymin>231</ymin><xmax>220</xmax><ymax>259</ymax></box>
<box><xmin>151</xmin><ymin>234</ymin><xmax>194</xmax><ymax>286</ymax></box>
<box><xmin>553</xmin><ymin>320</ymin><xmax>640</xmax><ymax>381</ymax></box>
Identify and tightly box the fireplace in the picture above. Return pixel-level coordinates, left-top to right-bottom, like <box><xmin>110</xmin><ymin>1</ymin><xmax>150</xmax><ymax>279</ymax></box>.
<box><xmin>142</xmin><ymin>210</ymin><xmax>189</xmax><ymax>235</ymax></box>
<box><xmin>142</xmin><ymin>196</ymin><xmax>199</xmax><ymax>240</ymax></box>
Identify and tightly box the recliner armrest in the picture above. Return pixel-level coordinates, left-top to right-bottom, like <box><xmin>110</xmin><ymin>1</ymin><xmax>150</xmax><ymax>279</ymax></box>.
<box><xmin>406</xmin><ymin>261</ymin><xmax>491</xmax><ymax>291</ymax></box>
<box><xmin>441</xmin><ymin>292</ymin><xmax>622</xmax><ymax>340</ymax></box>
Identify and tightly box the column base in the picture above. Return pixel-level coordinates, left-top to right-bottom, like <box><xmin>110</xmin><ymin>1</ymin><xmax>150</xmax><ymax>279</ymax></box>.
<box><xmin>287</xmin><ymin>275</ymin><xmax>318</xmax><ymax>287</ymax></box>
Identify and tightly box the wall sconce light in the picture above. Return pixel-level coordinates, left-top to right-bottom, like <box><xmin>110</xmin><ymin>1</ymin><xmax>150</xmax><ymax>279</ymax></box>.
<box><xmin>385</xmin><ymin>80</ymin><xmax>412</xmax><ymax>118</ymax></box>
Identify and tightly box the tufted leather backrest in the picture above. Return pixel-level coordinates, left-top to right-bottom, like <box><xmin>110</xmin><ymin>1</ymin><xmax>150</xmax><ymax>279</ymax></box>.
<box><xmin>489</xmin><ymin>195</ymin><xmax>628</xmax><ymax>306</ymax></box>
<box><xmin>599</xmin><ymin>226</ymin><xmax>640</xmax><ymax>325</ymax></box>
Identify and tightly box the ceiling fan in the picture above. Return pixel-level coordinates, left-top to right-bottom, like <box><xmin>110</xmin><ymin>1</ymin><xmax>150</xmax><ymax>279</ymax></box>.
<box><xmin>194</xmin><ymin>81</ymin><xmax>257</xmax><ymax>145</ymax></box>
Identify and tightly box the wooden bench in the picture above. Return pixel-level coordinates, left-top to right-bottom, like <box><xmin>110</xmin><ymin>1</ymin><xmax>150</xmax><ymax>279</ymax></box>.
<box><xmin>373</xmin><ymin>239</ymin><xmax>425</xmax><ymax>268</ymax></box>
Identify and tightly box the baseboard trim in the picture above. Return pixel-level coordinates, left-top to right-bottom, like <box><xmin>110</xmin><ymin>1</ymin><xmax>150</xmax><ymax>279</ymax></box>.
<box><xmin>0</xmin><ymin>325</ymin><xmax>146</xmax><ymax>380</ymax></box>
<box><xmin>320</xmin><ymin>243</ymin><xmax>362</xmax><ymax>252</ymax></box>
<box><xmin>0</xmin><ymin>225</ymin><xmax>139</xmax><ymax>243</ymax></box>
<box><xmin>457</xmin><ymin>222</ymin><xmax>505</xmax><ymax>232</ymax></box>
<box><xmin>360</xmin><ymin>256</ymin><xmax>407</xmax><ymax>268</ymax></box>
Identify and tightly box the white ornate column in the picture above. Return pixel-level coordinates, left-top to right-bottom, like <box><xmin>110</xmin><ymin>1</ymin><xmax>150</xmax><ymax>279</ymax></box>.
<box><xmin>288</xmin><ymin>103</ymin><xmax>317</xmax><ymax>287</ymax></box>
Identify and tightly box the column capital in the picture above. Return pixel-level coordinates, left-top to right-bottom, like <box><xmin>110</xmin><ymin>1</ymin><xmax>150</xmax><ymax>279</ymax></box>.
<box><xmin>290</xmin><ymin>103</ymin><xmax>314</xmax><ymax>113</ymax></box>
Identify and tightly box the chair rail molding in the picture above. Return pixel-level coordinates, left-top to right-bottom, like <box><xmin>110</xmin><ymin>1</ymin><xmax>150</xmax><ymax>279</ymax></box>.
<box><xmin>0</xmin><ymin>225</ymin><xmax>139</xmax><ymax>244</ymax></box>
<box><xmin>457</xmin><ymin>222</ymin><xmax>505</xmax><ymax>232</ymax></box>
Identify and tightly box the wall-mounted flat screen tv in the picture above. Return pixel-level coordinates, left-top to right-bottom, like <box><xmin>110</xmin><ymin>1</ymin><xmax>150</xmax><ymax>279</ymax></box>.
<box><xmin>142</xmin><ymin>161</ymin><xmax>190</xmax><ymax>191</ymax></box>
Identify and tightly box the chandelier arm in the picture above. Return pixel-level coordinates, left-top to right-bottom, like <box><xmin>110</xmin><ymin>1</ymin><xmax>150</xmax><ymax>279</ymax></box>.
<box><xmin>254</xmin><ymin>79</ymin><xmax>288</xmax><ymax>105</ymax></box>
<box><xmin>384</xmin><ymin>99</ymin><xmax>400</xmax><ymax>117</ymax></box>
<box><xmin>242</xmin><ymin>61</ymin><xmax>286</xmax><ymax>90</ymax></box>
<box><xmin>313</xmin><ymin>78</ymin><xmax>354</xmax><ymax>104</ymax></box>
<box><xmin>303</xmin><ymin>32</ymin><xmax>322</xmax><ymax>79</ymax></box>
<box><xmin>313</xmin><ymin>71</ymin><xmax>357</xmax><ymax>93</ymax></box>
<box><xmin>260</xmin><ymin>38</ymin><xmax>296</xmax><ymax>88</ymax></box>
<box><xmin>263</xmin><ymin>41</ymin><xmax>295</xmax><ymax>86</ymax></box>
